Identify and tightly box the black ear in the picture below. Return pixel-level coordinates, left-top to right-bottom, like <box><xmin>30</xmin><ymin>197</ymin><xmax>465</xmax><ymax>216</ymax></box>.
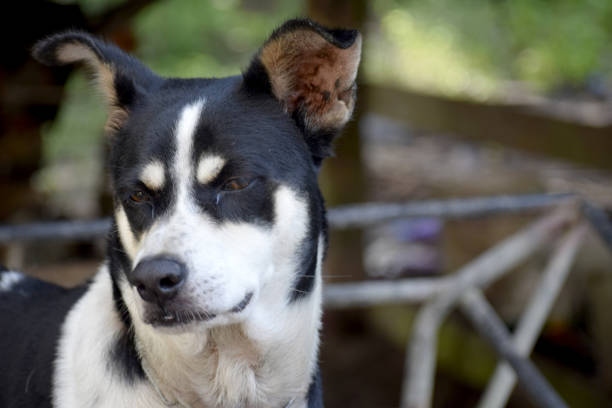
<box><xmin>244</xmin><ymin>19</ymin><xmax>362</xmax><ymax>165</ymax></box>
<box><xmin>33</xmin><ymin>31</ymin><xmax>160</xmax><ymax>133</ymax></box>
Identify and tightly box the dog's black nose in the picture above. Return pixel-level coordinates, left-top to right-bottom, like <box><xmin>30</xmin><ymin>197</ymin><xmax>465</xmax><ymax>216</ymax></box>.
<box><xmin>129</xmin><ymin>257</ymin><xmax>186</xmax><ymax>303</ymax></box>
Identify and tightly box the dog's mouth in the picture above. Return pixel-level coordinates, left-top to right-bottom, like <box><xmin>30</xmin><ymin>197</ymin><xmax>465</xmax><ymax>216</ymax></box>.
<box><xmin>145</xmin><ymin>292</ymin><xmax>254</xmax><ymax>327</ymax></box>
<box><xmin>147</xmin><ymin>309</ymin><xmax>217</xmax><ymax>327</ymax></box>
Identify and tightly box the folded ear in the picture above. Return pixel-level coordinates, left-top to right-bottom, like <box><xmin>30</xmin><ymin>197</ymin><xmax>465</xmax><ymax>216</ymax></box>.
<box><xmin>244</xmin><ymin>19</ymin><xmax>362</xmax><ymax>165</ymax></box>
<box><xmin>33</xmin><ymin>31</ymin><xmax>160</xmax><ymax>133</ymax></box>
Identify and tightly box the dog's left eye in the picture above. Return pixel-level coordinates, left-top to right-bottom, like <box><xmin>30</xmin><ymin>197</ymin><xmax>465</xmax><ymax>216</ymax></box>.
<box><xmin>130</xmin><ymin>190</ymin><xmax>150</xmax><ymax>203</ymax></box>
<box><xmin>222</xmin><ymin>177</ymin><xmax>252</xmax><ymax>192</ymax></box>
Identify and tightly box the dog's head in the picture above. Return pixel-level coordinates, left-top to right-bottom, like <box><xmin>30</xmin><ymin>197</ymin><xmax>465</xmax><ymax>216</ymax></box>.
<box><xmin>33</xmin><ymin>20</ymin><xmax>360</xmax><ymax>330</ymax></box>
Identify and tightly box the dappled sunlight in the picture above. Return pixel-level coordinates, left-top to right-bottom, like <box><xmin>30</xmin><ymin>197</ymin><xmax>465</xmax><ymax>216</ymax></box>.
<box><xmin>365</xmin><ymin>0</ymin><xmax>612</xmax><ymax>100</ymax></box>
<box><xmin>365</xmin><ymin>7</ymin><xmax>499</xmax><ymax>100</ymax></box>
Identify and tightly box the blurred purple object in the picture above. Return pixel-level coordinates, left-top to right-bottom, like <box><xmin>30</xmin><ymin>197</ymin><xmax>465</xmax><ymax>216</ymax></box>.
<box><xmin>364</xmin><ymin>218</ymin><xmax>444</xmax><ymax>278</ymax></box>
<box><xmin>389</xmin><ymin>218</ymin><xmax>442</xmax><ymax>242</ymax></box>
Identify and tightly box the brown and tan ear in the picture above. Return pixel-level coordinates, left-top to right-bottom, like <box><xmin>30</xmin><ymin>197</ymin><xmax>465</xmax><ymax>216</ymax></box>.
<box><xmin>246</xmin><ymin>19</ymin><xmax>361</xmax><ymax>133</ymax></box>
<box><xmin>33</xmin><ymin>31</ymin><xmax>159</xmax><ymax>133</ymax></box>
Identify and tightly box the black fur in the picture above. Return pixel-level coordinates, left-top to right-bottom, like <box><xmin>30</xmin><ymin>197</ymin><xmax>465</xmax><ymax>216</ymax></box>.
<box><xmin>0</xmin><ymin>275</ymin><xmax>86</xmax><ymax>408</ymax></box>
<box><xmin>105</xmin><ymin>223</ymin><xmax>147</xmax><ymax>383</ymax></box>
<box><xmin>263</xmin><ymin>18</ymin><xmax>358</xmax><ymax>51</ymax></box>
<box><xmin>307</xmin><ymin>368</ymin><xmax>324</xmax><ymax>408</ymax></box>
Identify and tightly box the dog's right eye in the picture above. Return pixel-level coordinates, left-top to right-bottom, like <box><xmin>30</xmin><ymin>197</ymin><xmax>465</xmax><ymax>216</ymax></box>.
<box><xmin>129</xmin><ymin>190</ymin><xmax>150</xmax><ymax>203</ymax></box>
<box><xmin>221</xmin><ymin>177</ymin><xmax>252</xmax><ymax>192</ymax></box>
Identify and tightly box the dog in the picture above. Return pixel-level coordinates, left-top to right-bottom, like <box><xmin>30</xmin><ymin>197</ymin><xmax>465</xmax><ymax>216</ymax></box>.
<box><xmin>0</xmin><ymin>18</ymin><xmax>361</xmax><ymax>408</ymax></box>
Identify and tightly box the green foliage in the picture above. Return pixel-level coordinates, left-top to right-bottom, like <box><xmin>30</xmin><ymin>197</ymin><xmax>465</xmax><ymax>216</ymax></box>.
<box><xmin>134</xmin><ymin>0</ymin><xmax>302</xmax><ymax>77</ymax></box>
<box><xmin>368</xmin><ymin>0</ymin><xmax>612</xmax><ymax>97</ymax></box>
<box><xmin>58</xmin><ymin>0</ymin><xmax>128</xmax><ymax>17</ymax></box>
<box><xmin>41</xmin><ymin>73</ymin><xmax>106</xmax><ymax>162</ymax></box>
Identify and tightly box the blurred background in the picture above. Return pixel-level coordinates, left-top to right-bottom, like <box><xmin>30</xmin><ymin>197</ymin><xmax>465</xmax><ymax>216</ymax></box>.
<box><xmin>2</xmin><ymin>0</ymin><xmax>612</xmax><ymax>407</ymax></box>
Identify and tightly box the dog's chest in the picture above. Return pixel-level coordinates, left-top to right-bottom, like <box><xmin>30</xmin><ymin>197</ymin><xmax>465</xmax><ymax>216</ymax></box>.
<box><xmin>139</xmin><ymin>326</ymin><xmax>309</xmax><ymax>408</ymax></box>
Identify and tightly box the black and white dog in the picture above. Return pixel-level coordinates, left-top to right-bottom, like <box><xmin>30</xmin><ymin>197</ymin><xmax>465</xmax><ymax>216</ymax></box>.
<box><xmin>0</xmin><ymin>19</ymin><xmax>360</xmax><ymax>408</ymax></box>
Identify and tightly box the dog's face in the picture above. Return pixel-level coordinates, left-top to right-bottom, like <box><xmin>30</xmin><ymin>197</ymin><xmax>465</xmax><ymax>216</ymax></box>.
<box><xmin>109</xmin><ymin>82</ymin><xmax>323</xmax><ymax>328</ymax></box>
<box><xmin>34</xmin><ymin>20</ymin><xmax>360</xmax><ymax>331</ymax></box>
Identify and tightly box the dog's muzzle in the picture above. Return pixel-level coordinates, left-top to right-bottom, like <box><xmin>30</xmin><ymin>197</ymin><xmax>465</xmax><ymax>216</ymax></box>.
<box><xmin>127</xmin><ymin>256</ymin><xmax>255</xmax><ymax>327</ymax></box>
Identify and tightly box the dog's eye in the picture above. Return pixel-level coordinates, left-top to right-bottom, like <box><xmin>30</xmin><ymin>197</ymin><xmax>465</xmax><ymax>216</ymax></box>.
<box><xmin>130</xmin><ymin>190</ymin><xmax>150</xmax><ymax>203</ymax></box>
<box><xmin>222</xmin><ymin>177</ymin><xmax>251</xmax><ymax>191</ymax></box>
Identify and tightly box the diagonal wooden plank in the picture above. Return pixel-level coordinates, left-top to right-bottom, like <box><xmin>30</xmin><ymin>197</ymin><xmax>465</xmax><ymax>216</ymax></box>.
<box><xmin>461</xmin><ymin>290</ymin><xmax>568</xmax><ymax>408</ymax></box>
<box><xmin>477</xmin><ymin>224</ymin><xmax>586</xmax><ymax>408</ymax></box>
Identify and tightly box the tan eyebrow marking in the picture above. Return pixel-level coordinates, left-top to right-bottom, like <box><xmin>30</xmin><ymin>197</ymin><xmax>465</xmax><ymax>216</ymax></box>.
<box><xmin>196</xmin><ymin>154</ymin><xmax>226</xmax><ymax>185</ymax></box>
<box><xmin>140</xmin><ymin>161</ymin><xmax>165</xmax><ymax>190</ymax></box>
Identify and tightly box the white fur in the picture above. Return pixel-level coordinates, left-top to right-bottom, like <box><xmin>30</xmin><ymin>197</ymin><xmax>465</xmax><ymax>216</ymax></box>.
<box><xmin>0</xmin><ymin>270</ymin><xmax>23</xmax><ymax>291</ymax></box>
<box><xmin>140</xmin><ymin>161</ymin><xmax>166</xmax><ymax>190</ymax></box>
<box><xmin>196</xmin><ymin>154</ymin><xmax>225</xmax><ymax>185</ymax></box>
<box><xmin>174</xmin><ymin>99</ymin><xmax>205</xmax><ymax>207</ymax></box>
<box><xmin>115</xmin><ymin>205</ymin><xmax>139</xmax><ymax>261</ymax></box>
<box><xmin>53</xmin><ymin>267</ymin><xmax>162</xmax><ymax>407</ymax></box>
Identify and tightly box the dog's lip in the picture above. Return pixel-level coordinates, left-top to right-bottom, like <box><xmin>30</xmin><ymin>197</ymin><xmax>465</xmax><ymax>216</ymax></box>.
<box><xmin>146</xmin><ymin>292</ymin><xmax>254</xmax><ymax>327</ymax></box>
<box><xmin>230</xmin><ymin>291</ymin><xmax>254</xmax><ymax>313</ymax></box>
<box><xmin>146</xmin><ymin>310</ymin><xmax>216</xmax><ymax>327</ymax></box>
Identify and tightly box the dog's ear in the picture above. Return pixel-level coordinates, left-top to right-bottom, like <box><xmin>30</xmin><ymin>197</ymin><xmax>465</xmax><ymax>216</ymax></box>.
<box><xmin>33</xmin><ymin>31</ymin><xmax>160</xmax><ymax>133</ymax></box>
<box><xmin>244</xmin><ymin>19</ymin><xmax>362</xmax><ymax>165</ymax></box>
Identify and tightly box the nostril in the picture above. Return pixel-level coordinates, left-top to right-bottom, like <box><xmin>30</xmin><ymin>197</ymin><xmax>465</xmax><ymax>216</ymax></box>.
<box><xmin>159</xmin><ymin>276</ymin><xmax>180</xmax><ymax>291</ymax></box>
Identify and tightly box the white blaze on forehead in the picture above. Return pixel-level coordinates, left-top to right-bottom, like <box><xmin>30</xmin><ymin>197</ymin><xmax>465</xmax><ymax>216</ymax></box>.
<box><xmin>174</xmin><ymin>99</ymin><xmax>206</xmax><ymax>207</ymax></box>
<box><xmin>139</xmin><ymin>161</ymin><xmax>165</xmax><ymax>190</ymax></box>
<box><xmin>197</xmin><ymin>154</ymin><xmax>226</xmax><ymax>185</ymax></box>
<box><xmin>114</xmin><ymin>100</ymin><xmax>205</xmax><ymax>264</ymax></box>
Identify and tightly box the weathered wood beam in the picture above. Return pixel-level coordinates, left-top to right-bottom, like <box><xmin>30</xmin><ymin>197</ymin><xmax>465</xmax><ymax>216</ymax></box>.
<box><xmin>363</xmin><ymin>84</ymin><xmax>612</xmax><ymax>171</ymax></box>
